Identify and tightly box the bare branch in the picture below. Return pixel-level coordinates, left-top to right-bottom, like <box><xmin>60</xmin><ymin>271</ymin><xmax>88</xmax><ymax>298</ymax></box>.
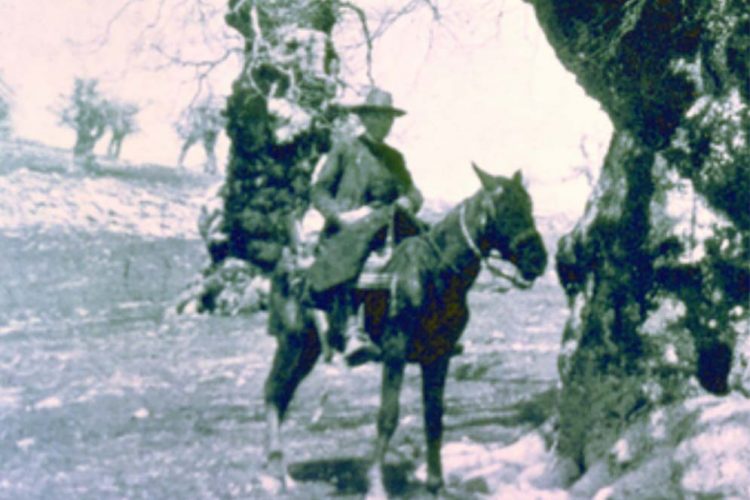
<box><xmin>149</xmin><ymin>44</ymin><xmax>239</xmax><ymax>70</ymax></box>
<box><xmin>339</xmin><ymin>1</ymin><xmax>375</xmax><ymax>86</ymax></box>
<box><xmin>132</xmin><ymin>0</ymin><xmax>168</xmax><ymax>50</ymax></box>
<box><xmin>74</xmin><ymin>0</ymin><xmax>146</xmax><ymax>50</ymax></box>
<box><xmin>422</xmin><ymin>0</ymin><xmax>441</xmax><ymax>20</ymax></box>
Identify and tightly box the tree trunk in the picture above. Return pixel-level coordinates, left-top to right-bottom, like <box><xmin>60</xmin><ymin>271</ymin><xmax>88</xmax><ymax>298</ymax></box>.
<box><xmin>526</xmin><ymin>0</ymin><xmax>749</xmax><ymax>485</ymax></box>
<box><xmin>220</xmin><ymin>0</ymin><xmax>338</xmax><ymax>273</ymax></box>
<box><xmin>177</xmin><ymin>0</ymin><xmax>340</xmax><ymax>316</ymax></box>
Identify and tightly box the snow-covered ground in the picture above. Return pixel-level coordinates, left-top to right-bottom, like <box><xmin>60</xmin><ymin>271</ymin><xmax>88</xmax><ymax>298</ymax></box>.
<box><xmin>0</xmin><ymin>138</ymin><xmax>574</xmax><ymax>498</ymax></box>
<box><xmin>0</xmin><ymin>137</ymin><xmax>221</xmax><ymax>240</ymax></box>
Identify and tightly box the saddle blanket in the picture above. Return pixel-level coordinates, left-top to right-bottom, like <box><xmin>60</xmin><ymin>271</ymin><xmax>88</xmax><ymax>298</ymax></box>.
<box><xmin>356</xmin><ymin>248</ymin><xmax>393</xmax><ymax>290</ymax></box>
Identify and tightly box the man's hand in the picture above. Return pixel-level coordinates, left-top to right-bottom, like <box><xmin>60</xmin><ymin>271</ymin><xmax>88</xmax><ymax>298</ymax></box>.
<box><xmin>338</xmin><ymin>206</ymin><xmax>373</xmax><ymax>225</ymax></box>
<box><xmin>395</xmin><ymin>195</ymin><xmax>413</xmax><ymax>212</ymax></box>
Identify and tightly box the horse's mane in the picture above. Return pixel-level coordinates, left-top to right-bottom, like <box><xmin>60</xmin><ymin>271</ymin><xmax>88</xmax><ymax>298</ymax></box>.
<box><xmin>385</xmin><ymin>190</ymin><xmax>486</xmax><ymax>310</ymax></box>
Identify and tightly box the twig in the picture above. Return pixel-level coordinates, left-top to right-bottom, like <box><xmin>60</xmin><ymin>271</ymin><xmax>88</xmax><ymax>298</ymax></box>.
<box><xmin>149</xmin><ymin>43</ymin><xmax>238</xmax><ymax>70</ymax></box>
<box><xmin>75</xmin><ymin>0</ymin><xmax>146</xmax><ymax>49</ymax></box>
<box><xmin>133</xmin><ymin>0</ymin><xmax>168</xmax><ymax>48</ymax></box>
<box><xmin>422</xmin><ymin>0</ymin><xmax>441</xmax><ymax>20</ymax></box>
<box><xmin>339</xmin><ymin>1</ymin><xmax>375</xmax><ymax>86</ymax></box>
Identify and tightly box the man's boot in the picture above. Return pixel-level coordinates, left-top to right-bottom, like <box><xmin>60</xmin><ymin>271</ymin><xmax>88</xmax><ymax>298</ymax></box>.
<box><xmin>342</xmin><ymin>304</ymin><xmax>381</xmax><ymax>366</ymax></box>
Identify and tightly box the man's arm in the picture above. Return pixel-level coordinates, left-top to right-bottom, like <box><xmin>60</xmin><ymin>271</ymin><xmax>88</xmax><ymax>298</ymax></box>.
<box><xmin>312</xmin><ymin>142</ymin><xmax>377</xmax><ymax>226</ymax></box>
<box><xmin>310</xmin><ymin>147</ymin><xmax>344</xmax><ymax>222</ymax></box>
<box><xmin>389</xmin><ymin>148</ymin><xmax>423</xmax><ymax>213</ymax></box>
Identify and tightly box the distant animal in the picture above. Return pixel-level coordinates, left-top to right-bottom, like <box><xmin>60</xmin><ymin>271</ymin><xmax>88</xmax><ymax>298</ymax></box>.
<box><xmin>262</xmin><ymin>164</ymin><xmax>548</xmax><ymax>496</ymax></box>
<box><xmin>104</xmin><ymin>100</ymin><xmax>138</xmax><ymax>159</ymax></box>
<box><xmin>174</xmin><ymin>102</ymin><xmax>225</xmax><ymax>174</ymax></box>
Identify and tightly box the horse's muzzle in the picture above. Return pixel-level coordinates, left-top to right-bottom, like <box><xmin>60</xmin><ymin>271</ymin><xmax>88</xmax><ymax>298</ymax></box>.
<box><xmin>509</xmin><ymin>230</ymin><xmax>547</xmax><ymax>281</ymax></box>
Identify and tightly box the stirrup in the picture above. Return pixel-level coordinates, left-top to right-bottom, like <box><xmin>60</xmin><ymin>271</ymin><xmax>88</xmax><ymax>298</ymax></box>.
<box><xmin>343</xmin><ymin>334</ymin><xmax>381</xmax><ymax>366</ymax></box>
<box><xmin>342</xmin><ymin>312</ymin><xmax>381</xmax><ymax>366</ymax></box>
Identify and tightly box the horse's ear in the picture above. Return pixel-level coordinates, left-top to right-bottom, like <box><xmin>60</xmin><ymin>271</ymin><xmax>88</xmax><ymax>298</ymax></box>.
<box><xmin>512</xmin><ymin>170</ymin><xmax>523</xmax><ymax>184</ymax></box>
<box><xmin>472</xmin><ymin>162</ymin><xmax>501</xmax><ymax>192</ymax></box>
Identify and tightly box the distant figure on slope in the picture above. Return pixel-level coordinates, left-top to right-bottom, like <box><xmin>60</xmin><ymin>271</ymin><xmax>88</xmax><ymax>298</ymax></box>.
<box><xmin>104</xmin><ymin>100</ymin><xmax>139</xmax><ymax>159</ymax></box>
<box><xmin>174</xmin><ymin>99</ymin><xmax>225</xmax><ymax>174</ymax></box>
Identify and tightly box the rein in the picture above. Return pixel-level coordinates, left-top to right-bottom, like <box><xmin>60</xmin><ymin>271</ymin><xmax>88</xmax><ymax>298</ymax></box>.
<box><xmin>459</xmin><ymin>201</ymin><xmax>533</xmax><ymax>291</ymax></box>
<box><xmin>424</xmin><ymin>233</ymin><xmax>461</xmax><ymax>274</ymax></box>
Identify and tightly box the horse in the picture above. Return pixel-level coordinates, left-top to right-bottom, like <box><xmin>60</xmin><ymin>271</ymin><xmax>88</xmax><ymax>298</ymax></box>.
<box><xmin>262</xmin><ymin>164</ymin><xmax>548</xmax><ymax>496</ymax></box>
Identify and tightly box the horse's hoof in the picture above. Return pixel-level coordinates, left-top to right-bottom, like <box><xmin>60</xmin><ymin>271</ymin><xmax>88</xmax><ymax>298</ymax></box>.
<box><xmin>425</xmin><ymin>476</ymin><xmax>444</xmax><ymax>495</ymax></box>
<box><xmin>265</xmin><ymin>449</ymin><xmax>284</xmax><ymax>468</ymax></box>
<box><xmin>450</xmin><ymin>342</ymin><xmax>464</xmax><ymax>357</ymax></box>
<box><xmin>366</xmin><ymin>466</ymin><xmax>388</xmax><ymax>500</ymax></box>
<box><xmin>365</xmin><ymin>484</ymin><xmax>389</xmax><ymax>500</ymax></box>
<box><xmin>262</xmin><ymin>450</ymin><xmax>289</xmax><ymax>493</ymax></box>
<box><xmin>258</xmin><ymin>472</ymin><xmax>285</xmax><ymax>495</ymax></box>
<box><xmin>344</xmin><ymin>343</ymin><xmax>382</xmax><ymax>367</ymax></box>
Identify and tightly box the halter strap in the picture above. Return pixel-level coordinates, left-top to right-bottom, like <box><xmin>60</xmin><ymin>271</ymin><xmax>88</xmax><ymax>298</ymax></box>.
<box><xmin>459</xmin><ymin>199</ymin><xmax>532</xmax><ymax>291</ymax></box>
<box><xmin>459</xmin><ymin>202</ymin><xmax>484</xmax><ymax>259</ymax></box>
<box><xmin>424</xmin><ymin>233</ymin><xmax>461</xmax><ymax>274</ymax></box>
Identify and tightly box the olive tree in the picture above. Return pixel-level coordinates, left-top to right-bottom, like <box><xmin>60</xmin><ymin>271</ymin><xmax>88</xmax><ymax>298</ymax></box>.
<box><xmin>55</xmin><ymin>78</ymin><xmax>109</xmax><ymax>159</ymax></box>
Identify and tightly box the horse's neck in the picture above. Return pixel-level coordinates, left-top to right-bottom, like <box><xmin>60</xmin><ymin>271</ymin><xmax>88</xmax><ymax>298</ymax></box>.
<box><xmin>428</xmin><ymin>195</ymin><xmax>485</xmax><ymax>285</ymax></box>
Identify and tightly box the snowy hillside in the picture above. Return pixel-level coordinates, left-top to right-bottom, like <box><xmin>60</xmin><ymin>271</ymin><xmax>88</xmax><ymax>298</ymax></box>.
<box><xmin>0</xmin><ymin>138</ymin><xmax>219</xmax><ymax>239</ymax></box>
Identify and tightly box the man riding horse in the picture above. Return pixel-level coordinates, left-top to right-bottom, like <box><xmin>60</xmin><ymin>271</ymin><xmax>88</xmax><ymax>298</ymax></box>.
<box><xmin>305</xmin><ymin>87</ymin><xmax>423</xmax><ymax>365</ymax></box>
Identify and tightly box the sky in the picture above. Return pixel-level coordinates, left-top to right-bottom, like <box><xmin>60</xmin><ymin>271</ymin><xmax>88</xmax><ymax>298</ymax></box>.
<box><xmin>0</xmin><ymin>0</ymin><xmax>613</xmax><ymax>218</ymax></box>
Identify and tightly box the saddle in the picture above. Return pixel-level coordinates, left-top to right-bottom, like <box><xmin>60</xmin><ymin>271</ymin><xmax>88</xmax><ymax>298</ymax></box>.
<box><xmin>356</xmin><ymin>245</ymin><xmax>394</xmax><ymax>290</ymax></box>
<box><xmin>356</xmin><ymin>206</ymin><xmax>432</xmax><ymax>290</ymax></box>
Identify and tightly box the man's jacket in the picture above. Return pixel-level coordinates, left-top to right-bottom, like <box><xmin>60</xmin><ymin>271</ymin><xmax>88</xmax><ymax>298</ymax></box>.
<box><xmin>306</xmin><ymin>135</ymin><xmax>423</xmax><ymax>292</ymax></box>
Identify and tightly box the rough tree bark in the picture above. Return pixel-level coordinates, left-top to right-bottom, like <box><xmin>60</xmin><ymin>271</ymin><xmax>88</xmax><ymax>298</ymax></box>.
<box><xmin>220</xmin><ymin>0</ymin><xmax>338</xmax><ymax>271</ymax></box>
<box><xmin>177</xmin><ymin>0</ymin><xmax>340</xmax><ymax>315</ymax></box>
<box><xmin>525</xmin><ymin>0</ymin><xmax>749</xmax><ymax>495</ymax></box>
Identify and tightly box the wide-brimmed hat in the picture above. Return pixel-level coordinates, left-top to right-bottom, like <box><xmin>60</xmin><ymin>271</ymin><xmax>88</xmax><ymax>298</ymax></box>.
<box><xmin>347</xmin><ymin>87</ymin><xmax>406</xmax><ymax>117</ymax></box>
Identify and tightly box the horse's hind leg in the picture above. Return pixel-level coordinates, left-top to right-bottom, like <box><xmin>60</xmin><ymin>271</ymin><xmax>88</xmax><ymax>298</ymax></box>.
<box><xmin>263</xmin><ymin>326</ymin><xmax>321</xmax><ymax>489</ymax></box>
<box><xmin>367</xmin><ymin>318</ymin><xmax>407</xmax><ymax>498</ymax></box>
<box><xmin>420</xmin><ymin>356</ymin><xmax>450</xmax><ymax>493</ymax></box>
<box><xmin>367</xmin><ymin>355</ymin><xmax>405</xmax><ymax>499</ymax></box>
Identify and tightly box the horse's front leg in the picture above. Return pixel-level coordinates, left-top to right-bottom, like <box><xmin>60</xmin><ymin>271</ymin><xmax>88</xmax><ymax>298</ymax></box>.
<box><xmin>261</xmin><ymin>320</ymin><xmax>321</xmax><ymax>493</ymax></box>
<box><xmin>421</xmin><ymin>356</ymin><xmax>450</xmax><ymax>493</ymax></box>
<box><xmin>368</xmin><ymin>356</ymin><xmax>406</xmax><ymax>499</ymax></box>
<box><xmin>263</xmin><ymin>403</ymin><xmax>286</xmax><ymax>491</ymax></box>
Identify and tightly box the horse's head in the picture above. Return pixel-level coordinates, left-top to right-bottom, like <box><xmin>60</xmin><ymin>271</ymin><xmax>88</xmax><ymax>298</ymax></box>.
<box><xmin>472</xmin><ymin>163</ymin><xmax>548</xmax><ymax>283</ymax></box>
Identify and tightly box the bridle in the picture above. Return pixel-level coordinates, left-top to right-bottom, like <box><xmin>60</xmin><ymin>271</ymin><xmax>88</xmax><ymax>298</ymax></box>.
<box><xmin>459</xmin><ymin>201</ymin><xmax>533</xmax><ymax>291</ymax></box>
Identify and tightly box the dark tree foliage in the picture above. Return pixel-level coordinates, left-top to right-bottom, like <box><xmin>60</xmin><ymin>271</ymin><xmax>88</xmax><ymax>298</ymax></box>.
<box><xmin>219</xmin><ymin>0</ymin><xmax>339</xmax><ymax>271</ymax></box>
